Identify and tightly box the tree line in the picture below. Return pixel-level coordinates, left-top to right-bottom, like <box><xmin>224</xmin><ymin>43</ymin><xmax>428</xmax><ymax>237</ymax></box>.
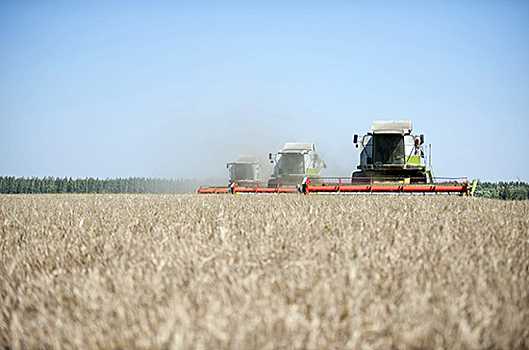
<box><xmin>0</xmin><ymin>176</ymin><xmax>226</xmax><ymax>194</ymax></box>
<box><xmin>473</xmin><ymin>181</ymin><xmax>529</xmax><ymax>200</ymax></box>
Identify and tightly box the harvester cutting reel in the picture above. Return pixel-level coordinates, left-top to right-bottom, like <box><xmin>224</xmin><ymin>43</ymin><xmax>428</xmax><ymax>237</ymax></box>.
<box><xmin>197</xmin><ymin>181</ymin><xmax>301</xmax><ymax>194</ymax></box>
<box><xmin>301</xmin><ymin>176</ymin><xmax>478</xmax><ymax>195</ymax></box>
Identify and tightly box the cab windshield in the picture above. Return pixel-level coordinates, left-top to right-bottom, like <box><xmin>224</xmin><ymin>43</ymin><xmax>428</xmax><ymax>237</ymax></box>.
<box><xmin>232</xmin><ymin>164</ymin><xmax>254</xmax><ymax>181</ymax></box>
<box><xmin>279</xmin><ymin>154</ymin><xmax>304</xmax><ymax>175</ymax></box>
<box><xmin>374</xmin><ymin>134</ymin><xmax>405</xmax><ymax>165</ymax></box>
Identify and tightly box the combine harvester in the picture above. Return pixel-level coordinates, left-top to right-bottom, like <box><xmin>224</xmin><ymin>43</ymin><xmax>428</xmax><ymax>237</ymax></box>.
<box><xmin>228</xmin><ymin>156</ymin><xmax>262</xmax><ymax>185</ymax></box>
<box><xmin>197</xmin><ymin>155</ymin><xmax>262</xmax><ymax>194</ymax></box>
<box><xmin>199</xmin><ymin>121</ymin><xmax>476</xmax><ymax>195</ymax></box>
<box><xmin>265</xmin><ymin>142</ymin><xmax>326</xmax><ymax>189</ymax></box>
<box><xmin>302</xmin><ymin>121</ymin><xmax>476</xmax><ymax>195</ymax></box>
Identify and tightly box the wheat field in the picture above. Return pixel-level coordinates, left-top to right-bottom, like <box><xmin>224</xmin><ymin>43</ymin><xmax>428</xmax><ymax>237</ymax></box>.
<box><xmin>1</xmin><ymin>194</ymin><xmax>528</xmax><ymax>349</ymax></box>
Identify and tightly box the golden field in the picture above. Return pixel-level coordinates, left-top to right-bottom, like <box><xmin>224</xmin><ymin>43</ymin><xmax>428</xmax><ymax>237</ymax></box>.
<box><xmin>1</xmin><ymin>194</ymin><xmax>528</xmax><ymax>349</ymax></box>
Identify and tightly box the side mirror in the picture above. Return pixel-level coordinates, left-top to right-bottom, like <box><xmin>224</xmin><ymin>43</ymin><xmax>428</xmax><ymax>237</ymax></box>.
<box><xmin>226</xmin><ymin>163</ymin><xmax>229</xmax><ymax>169</ymax></box>
<box><xmin>353</xmin><ymin>134</ymin><xmax>358</xmax><ymax>144</ymax></box>
<box><xmin>268</xmin><ymin>153</ymin><xmax>272</xmax><ymax>160</ymax></box>
<box><xmin>420</xmin><ymin>134</ymin><xmax>424</xmax><ymax>145</ymax></box>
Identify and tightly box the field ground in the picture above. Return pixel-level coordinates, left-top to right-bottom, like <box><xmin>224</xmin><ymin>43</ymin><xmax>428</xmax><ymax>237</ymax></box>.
<box><xmin>1</xmin><ymin>194</ymin><xmax>528</xmax><ymax>349</ymax></box>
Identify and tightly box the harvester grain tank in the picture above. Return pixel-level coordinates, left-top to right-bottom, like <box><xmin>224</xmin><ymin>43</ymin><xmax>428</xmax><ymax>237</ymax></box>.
<box><xmin>352</xmin><ymin>121</ymin><xmax>429</xmax><ymax>183</ymax></box>
<box><xmin>268</xmin><ymin>142</ymin><xmax>326</xmax><ymax>187</ymax></box>
<box><xmin>227</xmin><ymin>156</ymin><xmax>262</xmax><ymax>185</ymax></box>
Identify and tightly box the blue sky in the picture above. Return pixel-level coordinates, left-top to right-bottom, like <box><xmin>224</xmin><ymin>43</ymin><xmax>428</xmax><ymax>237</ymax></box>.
<box><xmin>1</xmin><ymin>1</ymin><xmax>528</xmax><ymax>182</ymax></box>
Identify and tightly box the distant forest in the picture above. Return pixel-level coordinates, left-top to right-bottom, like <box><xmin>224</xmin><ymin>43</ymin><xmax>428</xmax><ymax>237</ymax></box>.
<box><xmin>0</xmin><ymin>176</ymin><xmax>226</xmax><ymax>195</ymax></box>
<box><xmin>0</xmin><ymin>177</ymin><xmax>528</xmax><ymax>200</ymax></box>
<box><xmin>472</xmin><ymin>181</ymin><xmax>529</xmax><ymax>200</ymax></box>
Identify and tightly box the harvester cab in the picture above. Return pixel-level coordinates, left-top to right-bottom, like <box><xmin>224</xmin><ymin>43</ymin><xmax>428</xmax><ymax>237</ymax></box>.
<box><xmin>227</xmin><ymin>156</ymin><xmax>262</xmax><ymax>185</ymax></box>
<box><xmin>268</xmin><ymin>142</ymin><xmax>326</xmax><ymax>187</ymax></box>
<box><xmin>352</xmin><ymin>121</ymin><xmax>430</xmax><ymax>183</ymax></box>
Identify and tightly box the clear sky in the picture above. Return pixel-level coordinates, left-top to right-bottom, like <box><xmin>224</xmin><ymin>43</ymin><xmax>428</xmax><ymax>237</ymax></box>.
<box><xmin>1</xmin><ymin>1</ymin><xmax>528</xmax><ymax>182</ymax></box>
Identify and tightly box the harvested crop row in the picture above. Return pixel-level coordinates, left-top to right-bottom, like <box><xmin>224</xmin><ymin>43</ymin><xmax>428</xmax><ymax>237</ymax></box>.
<box><xmin>1</xmin><ymin>194</ymin><xmax>528</xmax><ymax>349</ymax></box>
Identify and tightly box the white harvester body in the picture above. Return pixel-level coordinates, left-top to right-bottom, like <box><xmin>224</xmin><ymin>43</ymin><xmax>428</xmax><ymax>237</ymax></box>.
<box><xmin>353</xmin><ymin>121</ymin><xmax>428</xmax><ymax>181</ymax></box>
<box><xmin>227</xmin><ymin>156</ymin><xmax>262</xmax><ymax>184</ymax></box>
<box><xmin>268</xmin><ymin>142</ymin><xmax>326</xmax><ymax>186</ymax></box>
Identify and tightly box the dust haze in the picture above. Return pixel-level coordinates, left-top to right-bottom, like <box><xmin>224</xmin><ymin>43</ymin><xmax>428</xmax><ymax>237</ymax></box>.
<box><xmin>146</xmin><ymin>105</ymin><xmax>358</xmax><ymax>182</ymax></box>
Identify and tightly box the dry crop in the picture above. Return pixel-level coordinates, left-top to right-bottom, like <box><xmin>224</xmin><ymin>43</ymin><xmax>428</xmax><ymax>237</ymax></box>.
<box><xmin>1</xmin><ymin>194</ymin><xmax>528</xmax><ymax>349</ymax></box>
